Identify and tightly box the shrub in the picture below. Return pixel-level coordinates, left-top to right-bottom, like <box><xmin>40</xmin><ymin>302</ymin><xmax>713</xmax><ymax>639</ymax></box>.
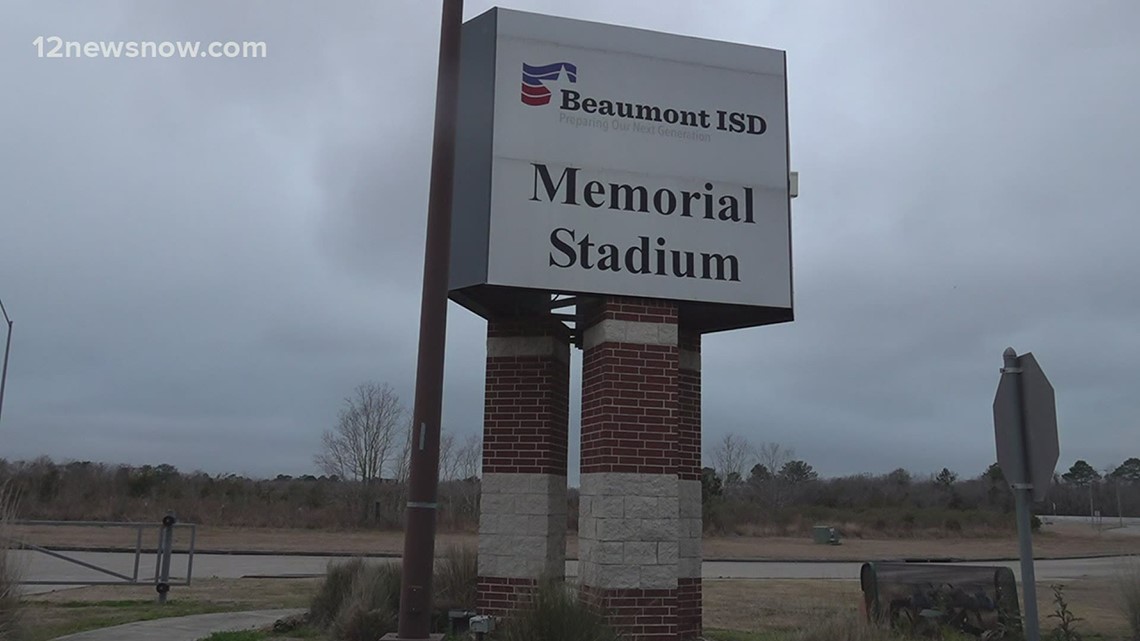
<box><xmin>434</xmin><ymin>544</ymin><xmax>478</xmax><ymax>612</ymax></box>
<box><xmin>309</xmin><ymin>547</ymin><xmax>477</xmax><ymax>639</ymax></box>
<box><xmin>309</xmin><ymin>557</ymin><xmax>401</xmax><ymax>638</ymax></box>
<box><xmin>1047</xmin><ymin>583</ymin><xmax>1083</xmax><ymax>641</ymax></box>
<box><xmin>0</xmin><ymin>483</ymin><xmax>24</xmax><ymax>641</ymax></box>
<box><xmin>494</xmin><ymin>580</ymin><xmax>622</xmax><ymax>641</ymax></box>
<box><xmin>309</xmin><ymin>558</ymin><xmax>365</xmax><ymax>627</ymax></box>
<box><xmin>329</xmin><ymin>561</ymin><xmax>401</xmax><ymax>641</ymax></box>
<box><xmin>1119</xmin><ymin>558</ymin><xmax>1140</xmax><ymax>641</ymax></box>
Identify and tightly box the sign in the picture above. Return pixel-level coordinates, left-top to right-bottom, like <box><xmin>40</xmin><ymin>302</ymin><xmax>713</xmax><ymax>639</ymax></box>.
<box><xmin>993</xmin><ymin>351</ymin><xmax>1059</xmax><ymax>502</ymax></box>
<box><xmin>449</xmin><ymin>8</ymin><xmax>792</xmax><ymax>320</ymax></box>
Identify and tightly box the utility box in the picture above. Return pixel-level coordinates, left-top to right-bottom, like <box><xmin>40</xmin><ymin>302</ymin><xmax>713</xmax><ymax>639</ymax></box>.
<box><xmin>812</xmin><ymin>525</ymin><xmax>839</xmax><ymax>545</ymax></box>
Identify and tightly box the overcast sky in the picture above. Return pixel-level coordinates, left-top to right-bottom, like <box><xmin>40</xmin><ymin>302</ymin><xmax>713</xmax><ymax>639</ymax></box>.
<box><xmin>2</xmin><ymin>1</ymin><xmax>1137</xmax><ymax>482</ymax></box>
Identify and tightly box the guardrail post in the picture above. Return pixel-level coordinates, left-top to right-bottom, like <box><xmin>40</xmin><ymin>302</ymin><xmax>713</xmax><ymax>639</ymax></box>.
<box><xmin>156</xmin><ymin>511</ymin><xmax>176</xmax><ymax>603</ymax></box>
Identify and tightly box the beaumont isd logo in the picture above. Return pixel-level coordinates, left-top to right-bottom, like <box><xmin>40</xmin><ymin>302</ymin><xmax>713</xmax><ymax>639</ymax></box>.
<box><xmin>521</xmin><ymin>62</ymin><xmax>577</xmax><ymax>106</ymax></box>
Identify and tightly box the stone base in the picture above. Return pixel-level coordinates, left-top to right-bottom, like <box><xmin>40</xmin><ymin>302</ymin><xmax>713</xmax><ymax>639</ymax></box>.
<box><xmin>379</xmin><ymin>634</ymin><xmax>444</xmax><ymax>640</ymax></box>
<box><xmin>578</xmin><ymin>472</ymin><xmax>680</xmax><ymax>591</ymax></box>
<box><xmin>478</xmin><ymin>473</ymin><xmax>566</xmax><ymax>580</ymax></box>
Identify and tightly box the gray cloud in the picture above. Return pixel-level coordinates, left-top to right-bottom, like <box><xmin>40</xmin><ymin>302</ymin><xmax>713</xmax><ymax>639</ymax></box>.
<box><xmin>1</xmin><ymin>1</ymin><xmax>1137</xmax><ymax>481</ymax></box>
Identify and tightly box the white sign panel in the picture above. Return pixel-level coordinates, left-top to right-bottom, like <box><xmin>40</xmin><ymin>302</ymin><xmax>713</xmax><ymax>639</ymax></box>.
<box><xmin>450</xmin><ymin>9</ymin><xmax>791</xmax><ymax>310</ymax></box>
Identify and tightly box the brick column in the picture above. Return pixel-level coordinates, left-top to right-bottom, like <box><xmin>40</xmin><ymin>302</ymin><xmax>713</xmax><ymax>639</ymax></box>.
<box><xmin>677</xmin><ymin>329</ymin><xmax>702</xmax><ymax>640</ymax></box>
<box><xmin>477</xmin><ymin>317</ymin><xmax>571</xmax><ymax>616</ymax></box>
<box><xmin>578</xmin><ymin>297</ymin><xmax>680</xmax><ymax>641</ymax></box>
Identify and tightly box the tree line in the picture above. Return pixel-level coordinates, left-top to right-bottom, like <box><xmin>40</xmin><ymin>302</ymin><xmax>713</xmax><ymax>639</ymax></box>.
<box><xmin>703</xmin><ymin>433</ymin><xmax>1140</xmax><ymax>536</ymax></box>
<box><xmin>1</xmin><ymin>385</ymin><xmax>1135</xmax><ymax>536</ymax></box>
<box><xmin>0</xmin><ymin>382</ymin><xmax>482</xmax><ymax>529</ymax></box>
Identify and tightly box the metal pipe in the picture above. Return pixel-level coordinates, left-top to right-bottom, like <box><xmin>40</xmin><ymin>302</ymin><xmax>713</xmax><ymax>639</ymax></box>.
<box><xmin>11</xmin><ymin>542</ymin><xmax>135</xmax><ymax>581</ymax></box>
<box><xmin>153</xmin><ymin>526</ymin><xmax>162</xmax><ymax>584</ymax></box>
<box><xmin>132</xmin><ymin>526</ymin><xmax>143</xmax><ymax>581</ymax></box>
<box><xmin>157</xmin><ymin>513</ymin><xmax>175</xmax><ymax>604</ymax></box>
<box><xmin>0</xmin><ymin>297</ymin><xmax>12</xmax><ymax>426</ymax></box>
<box><xmin>185</xmin><ymin>524</ymin><xmax>197</xmax><ymax>586</ymax></box>
<box><xmin>1089</xmin><ymin>484</ymin><xmax>1095</xmax><ymax>527</ymax></box>
<box><xmin>396</xmin><ymin>1</ymin><xmax>464</xmax><ymax>637</ymax></box>
<box><xmin>1118</xmin><ymin>482</ymin><xmax>1124</xmax><ymax>527</ymax></box>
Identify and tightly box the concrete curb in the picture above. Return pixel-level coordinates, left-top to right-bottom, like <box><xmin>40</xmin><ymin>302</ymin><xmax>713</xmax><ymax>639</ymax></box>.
<box><xmin>50</xmin><ymin>608</ymin><xmax>304</xmax><ymax>641</ymax></box>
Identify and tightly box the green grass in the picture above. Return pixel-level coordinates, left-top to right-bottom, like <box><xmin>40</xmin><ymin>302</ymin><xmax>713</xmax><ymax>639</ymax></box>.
<box><xmin>24</xmin><ymin>599</ymin><xmax>235</xmax><ymax>641</ymax></box>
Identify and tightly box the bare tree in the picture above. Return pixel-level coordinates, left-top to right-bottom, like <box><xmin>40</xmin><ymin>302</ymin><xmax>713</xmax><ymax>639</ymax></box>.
<box><xmin>438</xmin><ymin>431</ymin><xmax>481</xmax><ymax>481</ymax></box>
<box><xmin>315</xmin><ymin>382</ymin><xmax>404</xmax><ymax>484</ymax></box>
<box><xmin>756</xmin><ymin>441</ymin><xmax>794</xmax><ymax>477</ymax></box>
<box><xmin>378</xmin><ymin>419</ymin><xmax>415</xmax><ymax>527</ymax></box>
<box><xmin>439</xmin><ymin>432</ymin><xmax>458</xmax><ymax>481</ymax></box>
<box><xmin>394</xmin><ymin>420</ymin><xmax>413</xmax><ymax>484</ymax></box>
<box><xmin>443</xmin><ymin>432</ymin><xmax>483</xmax><ymax>526</ymax></box>
<box><xmin>711</xmin><ymin>434</ymin><xmax>757</xmax><ymax>486</ymax></box>
<box><xmin>754</xmin><ymin>441</ymin><xmax>795</xmax><ymax>507</ymax></box>
<box><xmin>456</xmin><ymin>433</ymin><xmax>482</xmax><ymax>480</ymax></box>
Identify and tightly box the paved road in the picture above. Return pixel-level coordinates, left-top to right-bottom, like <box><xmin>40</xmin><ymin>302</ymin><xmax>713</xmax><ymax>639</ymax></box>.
<box><xmin>52</xmin><ymin>609</ymin><xmax>303</xmax><ymax>641</ymax></box>
<box><xmin>14</xmin><ymin>550</ymin><xmax>1138</xmax><ymax>595</ymax></box>
<box><xmin>1043</xmin><ymin>514</ymin><xmax>1140</xmax><ymax>536</ymax></box>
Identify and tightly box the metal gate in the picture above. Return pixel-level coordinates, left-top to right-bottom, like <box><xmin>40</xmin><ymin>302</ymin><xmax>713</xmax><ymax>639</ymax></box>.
<box><xmin>4</xmin><ymin>512</ymin><xmax>196</xmax><ymax>602</ymax></box>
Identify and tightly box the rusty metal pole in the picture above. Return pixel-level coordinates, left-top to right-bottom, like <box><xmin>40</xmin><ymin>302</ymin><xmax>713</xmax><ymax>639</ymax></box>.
<box><xmin>395</xmin><ymin>1</ymin><xmax>463</xmax><ymax>639</ymax></box>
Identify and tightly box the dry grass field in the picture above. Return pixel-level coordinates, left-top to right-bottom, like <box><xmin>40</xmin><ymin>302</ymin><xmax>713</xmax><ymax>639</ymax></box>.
<box><xmin>703</xmin><ymin>578</ymin><xmax>1131</xmax><ymax>640</ymax></box>
<box><xmin>18</xmin><ymin>576</ymin><xmax>1130</xmax><ymax>640</ymax></box>
<box><xmin>8</xmin><ymin>521</ymin><xmax>1135</xmax><ymax>561</ymax></box>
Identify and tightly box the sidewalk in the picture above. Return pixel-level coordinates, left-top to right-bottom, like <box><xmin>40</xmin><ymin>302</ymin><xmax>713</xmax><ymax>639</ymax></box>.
<box><xmin>51</xmin><ymin>609</ymin><xmax>305</xmax><ymax>641</ymax></box>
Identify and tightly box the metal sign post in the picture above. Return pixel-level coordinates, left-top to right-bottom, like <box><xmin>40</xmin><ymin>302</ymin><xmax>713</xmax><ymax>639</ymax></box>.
<box><xmin>392</xmin><ymin>2</ymin><xmax>463</xmax><ymax>640</ymax></box>
<box><xmin>993</xmin><ymin>347</ymin><xmax>1060</xmax><ymax>641</ymax></box>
